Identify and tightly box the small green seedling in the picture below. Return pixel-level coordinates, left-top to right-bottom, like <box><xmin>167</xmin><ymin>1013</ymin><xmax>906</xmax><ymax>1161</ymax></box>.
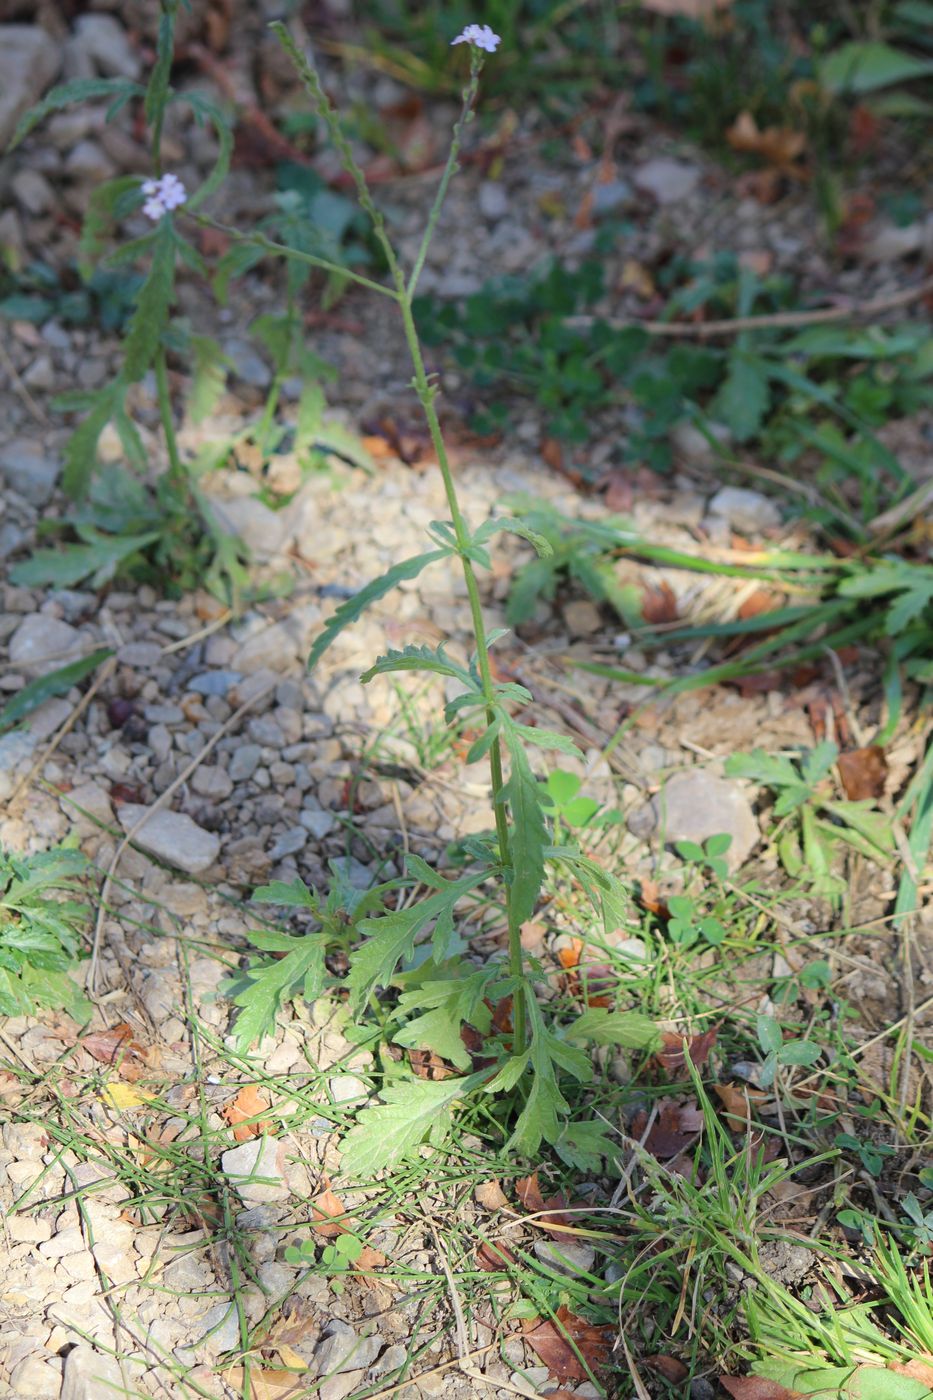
<box><xmin>675</xmin><ymin>832</ymin><xmax>733</xmax><ymax>880</ymax></box>
<box><xmin>835</xmin><ymin>1131</ymin><xmax>896</xmax><ymax>1178</ymax></box>
<box><xmin>283</xmin><ymin>1231</ymin><xmax>364</xmax><ymax>1295</ymax></box>
<box><xmin>756</xmin><ymin>1013</ymin><xmax>821</xmax><ymax>1088</ymax></box>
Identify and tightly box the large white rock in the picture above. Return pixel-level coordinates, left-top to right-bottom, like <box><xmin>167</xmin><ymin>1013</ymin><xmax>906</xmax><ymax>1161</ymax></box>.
<box><xmin>117</xmin><ymin>805</ymin><xmax>220</xmax><ymax>874</ymax></box>
<box><xmin>60</xmin><ymin>1344</ymin><xmax>124</xmax><ymax>1400</ymax></box>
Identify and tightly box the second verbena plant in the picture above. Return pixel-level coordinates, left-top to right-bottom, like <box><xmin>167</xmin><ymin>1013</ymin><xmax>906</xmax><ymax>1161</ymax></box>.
<box><xmin>227</xmin><ymin>20</ymin><xmax>656</xmax><ymax>1173</ymax></box>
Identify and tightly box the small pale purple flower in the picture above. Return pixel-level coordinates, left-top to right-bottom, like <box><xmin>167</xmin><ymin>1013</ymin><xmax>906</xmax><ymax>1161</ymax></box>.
<box><xmin>451</xmin><ymin>23</ymin><xmax>501</xmax><ymax>52</ymax></box>
<box><xmin>141</xmin><ymin>173</ymin><xmax>188</xmax><ymax>221</ymax></box>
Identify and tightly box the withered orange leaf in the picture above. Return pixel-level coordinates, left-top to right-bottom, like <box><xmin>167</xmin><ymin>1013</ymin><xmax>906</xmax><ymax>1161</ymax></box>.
<box><xmin>636</xmin><ymin>879</ymin><xmax>671</xmax><ymax>920</ymax></box>
<box><xmin>557</xmin><ymin>938</ymin><xmax>583</xmax><ymax>970</ymax></box>
<box><xmin>647</xmin><ymin>1355</ymin><xmax>689</xmax><ymax>1383</ymax></box>
<box><xmin>80</xmin><ymin>1023</ymin><xmax>147</xmax><ymax>1081</ymax></box>
<box><xmin>523</xmin><ymin>1305</ymin><xmax>612</xmax><ymax>1381</ymax></box>
<box><xmin>714</xmin><ymin>1081</ymin><xmax>769</xmax><ymax>1129</ymax></box>
<box><xmin>837</xmin><ymin>745</ymin><xmax>887</xmax><ymax>801</ymax></box>
<box><xmin>737</xmin><ymin>588</ymin><xmax>784</xmax><ymax>621</ymax></box>
<box><xmin>719</xmin><ymin>1378</ymin><xmax>804</xmax><ymax>1400</ymax></box>
<box><xmin>656</xmin><ymin>1026</ymin><xmax>718</xmax><ymax>1075</ymax></box>
<box><xmin>222</xmin><ymin>1368</ymin><xmax>306</xmax><ymax>1399</ymax></box>
<box><xmin>222</xmin><ymin>1083</ymin><xmax>272</xmax><ymax>1142</ymax></box>
<box><xmin>890</xmin><ymin>1360</ymin><xmax>933</xmax><ymax>1386</ymax></box>
<box><xmin>310</xmin><ymin>1187</ymin><xmax>351</xmax><ymax>1238</ymax></box>
<box><xmin>476</xmin><ymin>1239</ymin><xmax>517</xmax><ymax>1271</ymax></box>
<box><xmin>632</xmin><ymin>1102</ymin><xmax>704</xmax><ymax>1159</ymax></box>
<box><xmin>515</xmin><ymin>1173</ymin><xmax>575</xmax><ymax>1237</ymax></box>
<box><xmin>641</xmin><ymin>581</ymin><xmax>679</xmax><ymax>625</ymax></box>
<box><xmin>475</xmin><ymin>1179</ymin><xmax>509</xmax><ymax>1211</ymax></box>
<box><xmin>726</xmin><ymin>111</ymin><xmax>807</xmax><ymax>173</ymax></box>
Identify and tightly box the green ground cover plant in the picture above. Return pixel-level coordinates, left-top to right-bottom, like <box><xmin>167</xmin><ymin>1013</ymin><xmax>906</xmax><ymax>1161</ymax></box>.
<box><xmin>0</xmin><ymin>845</ymin><xmax>92</xmax><ymax>1021</ymax></box>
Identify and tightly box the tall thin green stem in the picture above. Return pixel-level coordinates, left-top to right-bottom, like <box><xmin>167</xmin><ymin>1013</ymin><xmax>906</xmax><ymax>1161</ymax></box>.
<box><xmin>274</xmin><ymin>24</ymin><xmax>527</xmax><ymax>1052</ymax></box>
<box><xmin>154</xmin><ymin>347</ymin><xmax>185</xmax><ymax>489</ymax></box>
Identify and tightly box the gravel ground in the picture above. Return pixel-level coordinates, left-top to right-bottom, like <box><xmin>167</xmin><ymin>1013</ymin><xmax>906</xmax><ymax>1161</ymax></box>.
<box><xmin>1</xmin><ymin>7</ymin><xmax>931</xmax><ymax>1398</ymax></box>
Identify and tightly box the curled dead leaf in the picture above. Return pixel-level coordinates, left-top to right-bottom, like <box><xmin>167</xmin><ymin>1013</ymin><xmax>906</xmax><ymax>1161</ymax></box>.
<box><xmin>727</xmin><ymin>111</ymin><xmax>807</xmax><ymax>174</ymax></box>
<box><xmin>475</xmin><ymin>1179</ymin><xmax>510</xmax><ymax>1211</ymax></box>
<box><xmin>641</xmin><ymin>581</ymin><xmax>679</xmax><ymax>625</ymax></box>
<box><xmin>523</xmin><ymin>1305</ymin><xmax>612</xmax><ymax>1382</ymax></box>
<box><xmin>714</xmin><ymin>1081</ymin><xmax>769</xmax><ymax>1129</ymax></box>
<box><xmin>222</xmin><ymin>1083</ymin><xmax>272</xmax><ymax>1142</ymax></box>
<box><xmin>655</xmin><ymin>1026</ymin><xmax>718</xmax><ymax>1075</ymax></box>
<box><xmin>837</xmin><ymin>745</ymin><xmax>887</xmax><ymax>800</ymax></box>
<box><xmin>719</xmin><ymin>1378</ymin><xmax>804</xmax><ymax>1400</ymax></box>
<box><xmin>476</xmin><ymin>1239</ymin><xmax>517</xmax><ymax>1271</ymax></box>
<box><xmin>647</xmin><ymin>1355</ymin><xmax>689</xmax><ymax>1383</ymax></box>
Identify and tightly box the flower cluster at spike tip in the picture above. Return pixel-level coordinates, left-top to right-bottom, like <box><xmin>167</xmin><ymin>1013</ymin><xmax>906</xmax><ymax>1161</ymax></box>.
<box><xmin>141</xmin><ymin>173</ymin><xmax>188</xmax><ymax>221</ymax></box>
<box><xmin>451</xmin><ymin>23</ymin><xmax>501</xmax><ymax>52</ymax></box>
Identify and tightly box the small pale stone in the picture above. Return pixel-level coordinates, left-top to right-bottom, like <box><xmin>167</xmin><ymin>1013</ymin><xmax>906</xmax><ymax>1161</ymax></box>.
<box><xmin>116</xmin><ymin>804</ymin><xmax>220</xmax><ymax>874</ymax></box>
<box><xmin>634</xmin><ymin>156</ymin><xmax>700</xmax><ymax>204</ymax></box>
<box><xmin>533</xmin><ymin>1238</ymin><xmax>597</xmax><ymax>1276</ymax></box>
<box><xmin>315</xmin><ymin>1321</ymin><xmax>383</xmax><ymax>1376</ymax></box>
<box><xmin>269</xmin><ymin>825</ymin><xmax>307</xmax><ymax>859</ymax></box>
<box><xmin>233</xmin><ymin>622</ymin><xmax>301</xmax><ymax>675</ymax></box>
<box><xmin>221</xmin><ymin>1135</ymin><xmax>289</xmax><ymax>1204</ymax></box>
<box><xmin>38</xmin><ymin>1226</ymin><xmax>85</xmax><ymax>1259</ymax></box>
<box><xmin>627</xmin><ymin>770</ymin><xmax>758</xmax><ymax>871</ymax></box>
<box><xmin>0</xmin><ymin>25</ymin><xmax>61</xmax><ymax>149</ymax></box>
<box><xmin>191</xmin><ymin>765</ymin><xmax>234</xmax><ymax>800</ymax></box>
<box><xmin>562</xmin><ymin>599</ymin><xmax>603</xmax><ymax>636</ymax></box>
<box><xmin>328</xmin><ymin>1074</ymin><xmax>368</xmax><ymax>1104</ymax></box>
<box><xmin>11</xmin><ymin>169</ymin><xmax>54</xmax><ymax>216</ymax></box>
<box><xmin>300</xmin><ymin>808</ymin><xmax>337</xmax><ymax>839</ymax></box>
<box><xmin>229</xmin><ymin>743</ymin><xmax>262</xmax><ymax>782</ymax></box>
<box><xmin>64</xmin><ymin>139</ymin><xmax>116</xmax><ymax>182</ymax></box>
<box><xmin>319</xmin><ymin>1370</ymin><xmax>367</xmax><ymax>1400</ymax></box>
<box><xmin>7</xmin><ymin>1214</ymin><xmax>52</xmax><ymax>1243</ymax></box>
<box><xmin>9</xmin><ymin>614</ymin><xmax>84</xmax><ymax>676</ymax></box>
<box><xmin>63</xmin><ymin>780</ymin><xmax>113</xmax><ymax>832</ymax></box>
<box><xmin>708</xmin><ymin>486</ymin><xmax>781</xmax><ymax>533</ymax></box>
<box><xmin>71</xmin><ymin>14</ymin><xmax>141</xmax><ymax>79</ymax></box>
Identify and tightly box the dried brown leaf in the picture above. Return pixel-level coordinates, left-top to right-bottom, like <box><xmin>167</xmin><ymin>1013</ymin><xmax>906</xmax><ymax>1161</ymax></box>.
<box><xmin>632</xmin><ymin>1101</ymin><xmax>704</xmax><ymax>1159</ymax></box>
<box><xmin>476</xmin><ymin>1239</ymin><xmax>517</xmax><ymax>1271</ymax></box>
<box><xmin>641</xmin><ymin>581</ymin><xmax>679</xmax><ymax>625</ymax></box>
<box><xmin>647</xmin><ymin>1355</ymin><xmax>689</xmax><ymax>1383</ymax></box>
<box><xmin>719</xmin><ymin>1378</ymin><xmax>803</xmax><ymax>1400</ymax></box>
<box><xmin>837</xmin><ymin>745</ymin><xmax>887</xmax><ymax>800</ymax></box>
<box><xmin>523</xmin><ymin>1305</ymin><xmax>612</xmax><ymax>1381</ymax></box>
<box><xmin>222</xmin><ymin>1083</ymin><xmax>272</xmax><ymax>1142</ymax></box>
<box><xmin>890</xmin><ymin>1359</ymin><xmax>933</xmax><ymax>1386</ymax></box>
<box><xmin>726</xmin><ymin>111</ymin><xmax>807</xmax><ymax>173</ymax></box>
<box><xmin>656</xmin><ymin>1027</ymin><xmax>718</xmax><ymax>1075</ymax></box>
<box><xmin>475</xmin><ymin>1179</ymin><xmax>510</xmax><ymax>1211</ymax></box>
<box><xmin>222</xmin><ymin>1368</ymin><xmax>307</xmax><ymax>1399</ymax></box>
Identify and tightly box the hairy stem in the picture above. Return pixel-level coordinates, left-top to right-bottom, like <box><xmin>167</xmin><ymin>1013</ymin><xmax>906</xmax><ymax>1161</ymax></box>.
<box><xmin>275</xmin><ymin>25</ymin><xmax>527</xmax><ymax>1053</ymax></box>
<box><xmin>407</xmin><ymin>65</ymin><xmax>480</xmax><ymax>298</ymax></box>
<box><xmin>154</xmin><ymin>347</ymin><xmax>186</xmax><ymax>488</ymax></box>
<box><xmin>398</xmin><ymin>297</ymin><xmax>526</xmax><ymax>1053</ymax></box>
